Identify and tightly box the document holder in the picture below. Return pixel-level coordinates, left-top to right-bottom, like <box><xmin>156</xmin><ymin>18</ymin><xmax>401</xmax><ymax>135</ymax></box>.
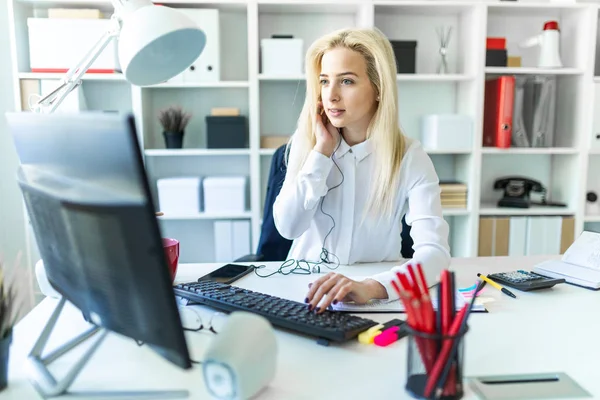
<box><xmin>468</xmin><ymin>372</ymin><xmax>591</xmax><ymax>399</ymax></box>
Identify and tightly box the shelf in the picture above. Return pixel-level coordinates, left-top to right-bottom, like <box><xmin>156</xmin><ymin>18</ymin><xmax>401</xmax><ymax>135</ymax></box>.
<box><xmin>485</xmin><ymin>67</ymin><xmax>584</xmax><ymax>75</ymax></box>
<box><xmin>258</xmin><ymin>1</ymin><xmax>361</xmax><ymax>13</ymax></box>
<box><xmin>259</xmin><ymin>148</ymin><xmax>276</xmax><ymax>155</ymax></box>
<box><xmin>157</xmin><ymin>1</ymin><xmax>248</xmax><ymax>10</ymax></box>
<box><xmin>259</xmin><ymin>74</ymin><xmax>305</xmax><ymax>81</ymax></box>
<box><xmin>261</xmin><ymin>73</ymin><xmax>475</xmax><ymax>82</ymax></box>
<box><xmin>374</xmin><ymin>1</ymin><xmax>476</xmax><ymax>15</ymax></box>
<box><xmin>397</xmin><ymin>74</ymin><xmax>473</xmax><ymax>82</ymax></box>
<box><xmin>8</xmin><ymin>0</ymin><xmax>597</xmax><ymax>265</ymax></box>
<box><xmin>481</xmin><ymin>147</ymin><xmax>579</xmax><ymax>155</ymax></box>
<box><xmin>19</xmin><ymin>72</ymin><xmax>125</xmax><ymax>81</ymax></box>
<box><xmin>145</xmin><ymin>149</ymin><xmax>250</xmax><ymax>156</ymax></box>
<box><xmin>479</xmin><ymin>203</ymin><xmax>575</xmax><ymax>216</ymax></box>
<box><xmin>442</xmin><ymin>208</ymin><xmax>470</xmax><ymax>216</ymax></box>
<box><xmin>487</xmin><ymin>2</ymin><xmax>587</xmax><ymax>15</ymax></box>
<box><xmin>158</xmin><ymin>212</ymin><xmax>252</xmax><ymax>221</ymax></box>
<box><xmin>15</xmin><ymin>0</ymin><xmax>112</xmax><ymax>7</ymax></box>
<box><xmin>425</xmin><ymin>149</ymin><xmax>471</xmax><ymax>155</ymax></box>
<box><xmin>147</xmin><ymin>81</ymin><xmax>249</xmax><ymax>88</ymax></box>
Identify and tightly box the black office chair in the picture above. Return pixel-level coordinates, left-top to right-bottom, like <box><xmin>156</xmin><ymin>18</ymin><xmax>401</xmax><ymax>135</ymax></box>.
<box><xmin>235</xmin><ymin>144</ymin><xmax>414</xmax><ymax>262</ymax></box>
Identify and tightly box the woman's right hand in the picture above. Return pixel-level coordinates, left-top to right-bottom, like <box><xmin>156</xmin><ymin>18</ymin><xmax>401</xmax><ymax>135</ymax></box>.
<box><xmin>314</xmin><ymin>102</ymin><xmax>340</xmax><ymax>157</ymax></box>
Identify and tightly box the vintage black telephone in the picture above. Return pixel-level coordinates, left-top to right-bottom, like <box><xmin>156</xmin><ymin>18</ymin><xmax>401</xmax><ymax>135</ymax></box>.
<box><xmin>493</xmin><ymin>176</ymin><xmax>566</xmax><ymax>208</ymax></box>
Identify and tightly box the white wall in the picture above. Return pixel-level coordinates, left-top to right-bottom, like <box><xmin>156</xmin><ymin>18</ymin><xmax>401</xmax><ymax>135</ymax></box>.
<box><xmin>0</xmin><ymin>0</ymin><xmax>27</xmax><ymax>290</ymax></box>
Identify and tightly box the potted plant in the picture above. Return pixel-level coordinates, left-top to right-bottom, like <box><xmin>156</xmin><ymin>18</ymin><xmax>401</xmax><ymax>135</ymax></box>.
<box><xmin>158</xmin><ymin>106</ymin><xmax>192</xmax><ymax>149</ymax></box>
<box><xmin>0</xmin><ymin>257</ymin><xmax>26</xmax><ymax>391</ymax></box>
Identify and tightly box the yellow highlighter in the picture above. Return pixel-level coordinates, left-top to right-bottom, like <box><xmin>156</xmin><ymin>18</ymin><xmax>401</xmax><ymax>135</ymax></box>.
<box><xmin>477</xmin><ymin>273</ymin><xmax>517</xmax><ymax>299</ymax></box>
<box><xmin>358</xmin><ymin>324</ymin><xmax>383</xmax><ymax>344</ymax></box>
<box><xmin>358</xmin><ymin>319</ymin><xmax>405</xmax><ymax>344</ymax></box>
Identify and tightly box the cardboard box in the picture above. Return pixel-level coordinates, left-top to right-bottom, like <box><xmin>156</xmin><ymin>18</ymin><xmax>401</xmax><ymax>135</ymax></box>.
<box><xmin>260</xmin><ymin>135</ymin><xmax>290</xmax><ymax>149</ymax></box>
<box><xmin>211</xmin><ymin>107</ymin><xmax>240</xmax><ymax>116</ymax></box>
<box><xmin>48</xmin><ymin>8</ymin><xmax>103</xmax><ymax>19</ymax></box>
<box><xmin>508</xmin><ymin>56</ymin><xmax>522</xmax><ymax>67</ymax></box>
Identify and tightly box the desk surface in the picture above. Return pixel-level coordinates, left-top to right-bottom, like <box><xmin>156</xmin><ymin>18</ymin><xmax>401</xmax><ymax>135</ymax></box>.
<box><xmin>5</xmin><ymin>255</ymin><xmax>600</xmax><ymax>399</ymax></box>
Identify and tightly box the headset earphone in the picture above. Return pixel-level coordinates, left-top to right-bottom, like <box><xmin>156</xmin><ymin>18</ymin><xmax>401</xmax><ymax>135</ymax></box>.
<box><xmin>253</xmin><ymin>130</ymin><xmax>344</xmax><ymax>278</ymax></box>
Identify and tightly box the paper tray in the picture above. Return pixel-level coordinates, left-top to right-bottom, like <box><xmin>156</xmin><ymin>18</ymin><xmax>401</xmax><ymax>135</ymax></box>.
<box><xmin>468</xmin><ymin>372</ymin><xmax>591</xmax><ymax>399</ymax></box>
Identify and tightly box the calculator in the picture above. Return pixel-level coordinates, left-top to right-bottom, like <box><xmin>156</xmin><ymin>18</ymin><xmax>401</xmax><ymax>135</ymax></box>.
<box><xmin>487</xmin><ymin>270</ymin><xmax>565</xmax><ymax>291</ymax></box>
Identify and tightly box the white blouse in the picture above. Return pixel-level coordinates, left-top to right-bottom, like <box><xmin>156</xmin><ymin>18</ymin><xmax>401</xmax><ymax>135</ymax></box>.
<box><xmin>273</xmin><ymin>135</ymin><xmax>451</xmax><ymax>300</ymax></box>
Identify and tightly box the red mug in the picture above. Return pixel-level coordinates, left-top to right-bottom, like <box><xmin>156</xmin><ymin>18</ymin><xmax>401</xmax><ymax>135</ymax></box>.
<box><xmin>162</xmin><ymin>238</ymin><xmax>180</xmax><ymax>282</ymax></box>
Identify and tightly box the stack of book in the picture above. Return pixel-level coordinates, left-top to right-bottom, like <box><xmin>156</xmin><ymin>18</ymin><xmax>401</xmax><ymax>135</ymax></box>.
<box><xmin>440</xmin><ymin>181</ymin><xmax>467</xmax><ymax>209</ymax></box>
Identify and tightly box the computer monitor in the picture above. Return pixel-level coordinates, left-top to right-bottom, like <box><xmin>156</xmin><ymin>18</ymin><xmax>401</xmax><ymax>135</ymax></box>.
<box><xmin>6</xmin><ymin>111</ymin><xmax>191</xmax><ymax>398</ymax></box>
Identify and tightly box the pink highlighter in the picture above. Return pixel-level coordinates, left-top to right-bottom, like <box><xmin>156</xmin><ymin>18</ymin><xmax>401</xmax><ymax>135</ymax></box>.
<box><xmin>374</xmin><ymin>325</ymin><xmax>406</xmax><ymax>347</ymax></box>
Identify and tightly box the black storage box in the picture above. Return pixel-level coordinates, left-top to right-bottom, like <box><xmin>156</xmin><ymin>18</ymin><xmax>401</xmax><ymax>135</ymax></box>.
<box><xmin>206</xmin><ymin>116</ymin><xmax>248</xmax><ymax>149</ymax></box>
<box><xmin>486</xmin><ymin>49</ymin><xmax>507</xmax><ymax>67</ymax></box>
<box><xmin>390</xmin><ymin>40</ymin><xmax>417</xmax><ymax>74</ymax></box>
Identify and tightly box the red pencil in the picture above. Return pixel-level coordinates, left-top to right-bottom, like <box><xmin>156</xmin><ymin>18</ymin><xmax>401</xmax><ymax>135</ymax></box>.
<box><xmin>397</xmin><ymin>272</ymin><xmax>438</xmax><ymax>373</ymax></box>
<box><xmin>398</xmin><ymin>273</ymin><xmax>425</xmax><ymax>330</ymax></box>
<box><xmin>391</xmin><ymin>280</ymin><xmax>414</xmax><ymax>326</ymax></box>
<box><xmin>407</xmin><ymin>264</ymin><xmax>423</xmax><ymax>297</ymax></box>
<box><xmin>416</xmin><ymin>263</ymin><xmax>435</xmax><ymax>334</ymax></box>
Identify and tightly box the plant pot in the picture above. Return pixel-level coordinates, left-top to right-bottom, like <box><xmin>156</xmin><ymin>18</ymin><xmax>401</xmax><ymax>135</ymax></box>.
<box><xmin>0</xmin><ymin>329</ymin><xmax>12</xmax><ymax>391</ymax></box>
<box><xmin>163</xmin><ymin>131</ymin><xmax>184</xmax><ymax>149</ymax></box>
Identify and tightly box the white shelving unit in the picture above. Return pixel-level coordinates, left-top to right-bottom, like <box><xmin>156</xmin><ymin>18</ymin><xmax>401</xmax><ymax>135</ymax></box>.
<box><xmin>7</xmin><ymin>0</ymin><xmax>600</xmax><ymax>281</ymax></box>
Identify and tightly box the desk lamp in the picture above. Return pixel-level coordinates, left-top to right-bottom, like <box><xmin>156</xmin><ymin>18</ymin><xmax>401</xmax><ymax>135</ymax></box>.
<box><xmin>31</xmin><ymin>0</ymin><xmax>206</xmax><ymax>113</ymax></box>
<box><xmin>30</xmin><ymin>0</ymin><xmax>205</xmax><ymax>297</ymax></box>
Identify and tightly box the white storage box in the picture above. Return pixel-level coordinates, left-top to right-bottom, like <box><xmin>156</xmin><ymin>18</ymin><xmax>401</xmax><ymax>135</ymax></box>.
<box><xmin>421</xmin><ymin>114</ymin><xmax>473</xmax><ymax>151</ymax></box>
<box><xmin>157</xmin><ymin>177</ymin><xmax>201</xmax><ymax>215</ymax></box>
<box><xmin>203</xmin><ymin>176</ymin><xmax>246</xmax><ymax>214</ymax></box>
<box><xmin>261</xmin><ymin>38</ymin><xmax>303</xmax><ymax>75</ymax></box>
<box><xmin>27</xmin><ymin>18</ymin><xmax>119</xmax><ymax>72</ymax></box>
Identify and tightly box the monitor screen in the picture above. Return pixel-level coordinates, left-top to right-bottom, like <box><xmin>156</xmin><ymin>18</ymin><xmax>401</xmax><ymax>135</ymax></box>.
<box><xmin>6</xmin><ymin>112</ymin><xmax>191</xmax><ymax>370</ymax></box>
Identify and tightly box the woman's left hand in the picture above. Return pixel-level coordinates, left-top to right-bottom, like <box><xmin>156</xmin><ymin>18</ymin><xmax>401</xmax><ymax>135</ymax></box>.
<box><xmin>305</xmin><ymin>272</ymin><xmax>387</xmax><ymax>314</ymax></box>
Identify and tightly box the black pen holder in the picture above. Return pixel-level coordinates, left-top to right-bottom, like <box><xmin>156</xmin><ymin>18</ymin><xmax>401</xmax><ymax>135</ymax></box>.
<box><xmin>405</xmin><ymin>325</ymin><xmax>469</xmax><ymax>400</ymax></box>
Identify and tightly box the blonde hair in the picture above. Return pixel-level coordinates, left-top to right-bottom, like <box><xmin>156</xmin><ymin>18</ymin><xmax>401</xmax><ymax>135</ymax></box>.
<box><xmin>287</xmin><ymin>27</ymin><xmax>406</xmax><ymax>219</ymax></box>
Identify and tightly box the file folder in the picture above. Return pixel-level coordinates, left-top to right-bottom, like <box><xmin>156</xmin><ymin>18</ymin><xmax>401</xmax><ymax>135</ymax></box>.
<box><xmin>483</xmin><ymin>76</ymin><xmax>515</xmax><ymax>148</ymax></box>
<box><xmin>511</xmin><ymin>76</ymin><xmax>557</xmax><ymax>148</ymax></box>
<box><xmin>524</xmin><ymin>75</ymin><xmax>556</xmax><ymax>148</ymax></box>
<box><xmin>511</xmin><ymin>77</ymin><xmax>530</xmax><ymax>147</ymax></box>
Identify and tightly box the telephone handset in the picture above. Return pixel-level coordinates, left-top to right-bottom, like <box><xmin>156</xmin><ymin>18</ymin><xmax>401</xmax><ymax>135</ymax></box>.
<box><xmin>493</xmin><ymin>176</ymin><xmax>566</xmax><ymax>208</ymax></box>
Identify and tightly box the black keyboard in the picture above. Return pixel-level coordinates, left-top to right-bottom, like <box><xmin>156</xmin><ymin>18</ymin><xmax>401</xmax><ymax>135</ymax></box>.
<box><xmin>173</xmin><ymin>280</ymin><xmax>378</xmax><ymax>344</ymax></box>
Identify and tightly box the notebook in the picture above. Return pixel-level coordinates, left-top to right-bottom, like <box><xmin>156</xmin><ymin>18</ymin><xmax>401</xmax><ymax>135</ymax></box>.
<box><xmin>533</xmin><ymin>231</ymin><xmax>600</xmax><ymax>290</ymax></box>
<box><xmin>329</xmin><ymin>287</ymin><xmax>486</xmax><ymax>313</ymax></box>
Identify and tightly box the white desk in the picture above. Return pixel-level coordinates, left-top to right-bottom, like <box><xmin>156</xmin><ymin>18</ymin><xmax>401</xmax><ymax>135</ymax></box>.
<box><xmin>5</xmin><ymin>255</ymin><xmax>600</xmax><ymax>399</ymax></box>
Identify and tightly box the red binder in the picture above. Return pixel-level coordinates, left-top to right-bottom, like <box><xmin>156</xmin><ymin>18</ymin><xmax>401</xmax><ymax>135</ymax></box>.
<box><xmin>483</xmin><ymin>76</ymin><xmax>515</xmax><ymax>148</ymax></box>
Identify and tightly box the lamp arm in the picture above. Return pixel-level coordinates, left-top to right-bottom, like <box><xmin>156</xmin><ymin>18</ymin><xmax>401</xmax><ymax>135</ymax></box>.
<box><xmin>32</xmin><ymin>17</ymin><xmax>122</xmax><ymax>113</ymax></box>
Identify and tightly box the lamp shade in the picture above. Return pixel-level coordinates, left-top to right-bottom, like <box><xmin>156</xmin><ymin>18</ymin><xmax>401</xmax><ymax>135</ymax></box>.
<box><xmin>118</xmin><ymin>5</ymin><xmax>206</xmax><ymax>86</ymax></box>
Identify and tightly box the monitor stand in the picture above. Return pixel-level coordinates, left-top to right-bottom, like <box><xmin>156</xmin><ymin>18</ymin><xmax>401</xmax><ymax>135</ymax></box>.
<box><xmin>26</xmin><ymin>297</ymin><xmax>189</xmax><ymax>399</ymax></box>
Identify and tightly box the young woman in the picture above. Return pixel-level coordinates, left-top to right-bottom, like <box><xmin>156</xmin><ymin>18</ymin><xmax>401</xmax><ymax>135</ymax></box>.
<box><xmin>273</xmin><ymin>27</ymin><xmax>451</xmax><ymax>313</ymax></box>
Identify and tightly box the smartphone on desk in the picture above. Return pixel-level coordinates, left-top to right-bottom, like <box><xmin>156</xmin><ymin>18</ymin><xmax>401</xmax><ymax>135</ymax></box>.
<box><xmin>197</xmin><ymin>264</ymin><xmax>254</xmax><ymax>285</ymax></box>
